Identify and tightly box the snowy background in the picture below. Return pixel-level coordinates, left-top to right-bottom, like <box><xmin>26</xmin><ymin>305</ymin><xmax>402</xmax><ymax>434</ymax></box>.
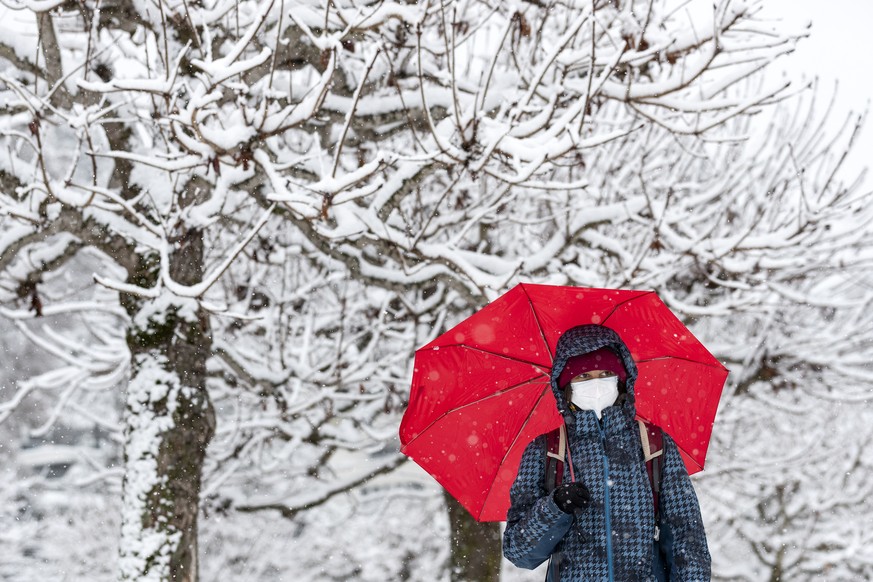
<box><xmin>763</xmin><ymin>0</ymin><xmax>872</xmax><ymax>185</ymax></box>
<box><xmin>1</xmin><ymin>0</ymin><xmax>872</xmax><ymax>581</ymax></box>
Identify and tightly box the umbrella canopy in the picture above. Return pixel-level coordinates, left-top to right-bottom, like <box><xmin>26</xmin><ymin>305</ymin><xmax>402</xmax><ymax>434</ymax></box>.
<box><xmin>399</xmin><ymin>283</ymin><xmax>728</xmax><ymax>522</ymax></box>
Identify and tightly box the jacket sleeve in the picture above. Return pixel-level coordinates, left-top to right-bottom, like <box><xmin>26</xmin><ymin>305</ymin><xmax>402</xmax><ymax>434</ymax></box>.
<box><xmin>502</xmin><ymin>436</ymin><xmax>573</xmax><ymax>570</ymax></box>
<box><xmin>658</xmin><ymin>434</ymin><xmax>712</xmax><ymax>581</ymax></box>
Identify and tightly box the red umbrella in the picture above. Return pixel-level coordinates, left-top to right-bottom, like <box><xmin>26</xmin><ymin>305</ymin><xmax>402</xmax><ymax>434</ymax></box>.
<box><xmin>399</xmin><ymin>283</ymin><xmax>728</xmax><ymax>522</ymax></box>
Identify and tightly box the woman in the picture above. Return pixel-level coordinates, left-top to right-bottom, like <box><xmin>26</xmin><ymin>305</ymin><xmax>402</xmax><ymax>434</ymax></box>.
<box><xmin>502</xmin><ymin>324</ymin><xmax>711</xmax><ymax>581</ymax></box>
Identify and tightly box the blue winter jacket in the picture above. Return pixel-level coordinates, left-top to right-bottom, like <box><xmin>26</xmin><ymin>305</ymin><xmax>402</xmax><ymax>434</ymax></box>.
<box><xmin>502</xmin><ymin>325</ymin><xmax>711</xmax><ymax>581</ymax></box>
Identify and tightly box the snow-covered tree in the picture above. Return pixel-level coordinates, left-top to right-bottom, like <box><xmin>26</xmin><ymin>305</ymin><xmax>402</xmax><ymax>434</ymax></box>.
<box><xmin>1</xmin><ymin>0</ymin><xmax>871</xmax><ymax>580</ymax></box>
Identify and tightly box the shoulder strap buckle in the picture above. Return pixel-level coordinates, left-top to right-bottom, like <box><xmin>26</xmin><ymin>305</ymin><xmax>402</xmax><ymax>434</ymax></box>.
<box><xmin>638</xmin><ymin>419</ymin><xmax>663</xmax><ymax>462</ymax></box>
<box><xmin>546</xmin><ymin>423</ymin><xmax>567</xmax><ymax>461</ymax></box>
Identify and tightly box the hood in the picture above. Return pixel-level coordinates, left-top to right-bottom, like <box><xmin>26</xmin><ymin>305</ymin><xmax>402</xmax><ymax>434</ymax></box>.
<box><xmin>549</xmin><ymin>324</ymin><xmax>638</xmax><ymax>420</ymax></box>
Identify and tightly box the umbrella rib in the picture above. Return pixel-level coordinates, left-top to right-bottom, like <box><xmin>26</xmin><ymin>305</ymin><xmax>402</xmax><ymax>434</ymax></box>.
<box><xmin>478</xmin><ymin>381</ymin><xmax>554</xmax><ymax>520</ymax></box>
<box><xmin>599</xmin><ymin>290</ymin><xmax>654</xmax><ymax>326</ymax></box>
<box><xmin>637</xmin><ymin>355</ymin><xmax>728</xmax><ymax>371</ymax></box>
<box><xmin>421</xmin><ymin>343</ymin><xmax>548</xmax><ymax>370</ymax></box>
<box><xmin>519</xmin><ymin>283</ymin><xmax>554</xmax><ymax>361</ymax></box>
<box><xmin>438</xmin><ymin>373</ymin><xmax>550</xmax><ymax>417</ymax></box>
<box><xmin>400</xmin><ymin>373</ymin><xmax>551</xmax><ymax>452</ymax></box>
<box><xmin>600</xmin><ymin>293</ymin><xmax>729</xmax><ymax>373</ymax></box>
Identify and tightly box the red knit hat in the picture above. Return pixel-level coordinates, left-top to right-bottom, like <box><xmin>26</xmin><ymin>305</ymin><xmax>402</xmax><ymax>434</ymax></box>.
<box><xmin>557</xmin><ymin>348</ymin><xmax>627</xmax><ymax>388</ymax></box>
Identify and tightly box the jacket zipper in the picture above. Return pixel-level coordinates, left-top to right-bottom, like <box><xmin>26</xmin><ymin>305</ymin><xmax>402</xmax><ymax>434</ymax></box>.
<box><xmin>598</xmin><ymin>420</ymin><xmax>615</xmax><ymax>582</ymax></box>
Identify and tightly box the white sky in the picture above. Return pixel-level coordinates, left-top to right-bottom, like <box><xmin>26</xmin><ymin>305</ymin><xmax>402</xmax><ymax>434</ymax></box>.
<box><xmin>761</xmin><ymin>0</ymin><xmax>873</xmax><ymax>188</ymax></box>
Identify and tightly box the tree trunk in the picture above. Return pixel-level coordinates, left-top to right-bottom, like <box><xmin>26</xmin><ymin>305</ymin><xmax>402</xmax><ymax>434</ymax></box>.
<box><xmin>119</xmin><ymin>228</ymin><xmax>214</xmax><ymax>582</ymax></box>
<box><xmin>445</xmin><ymin>491</ymin><xmax>502</xmax><ymax>582</ymax></box>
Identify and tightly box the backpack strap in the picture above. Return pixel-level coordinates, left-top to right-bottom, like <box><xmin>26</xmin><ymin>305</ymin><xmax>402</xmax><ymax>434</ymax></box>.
<box><xmin>544</xmin><ymin>424</ymin><xmax>567</xmax><ymax>493</ymax></box>
<box><xmin>638</xmin><ymin>419</ymin><xmax>665</xmax><ymax>529</ymax></box>
<box><xmin>543</xmin><ymin>424</ymin><xmax>568</xmax><ymax>581</ymax></box>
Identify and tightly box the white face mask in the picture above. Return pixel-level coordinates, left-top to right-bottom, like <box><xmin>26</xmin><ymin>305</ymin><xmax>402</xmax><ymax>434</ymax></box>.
<box><xmin>570</xmin><ymin>376</ymin><xmax>619</xmax><ymax>419</ymax></box>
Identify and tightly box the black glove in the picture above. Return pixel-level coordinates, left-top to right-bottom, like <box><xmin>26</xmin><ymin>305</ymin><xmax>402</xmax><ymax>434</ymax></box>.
<box><xmin>553</xmin><ymin>482</ymin><xmax>591</xmax><ymax>514</ymax></box>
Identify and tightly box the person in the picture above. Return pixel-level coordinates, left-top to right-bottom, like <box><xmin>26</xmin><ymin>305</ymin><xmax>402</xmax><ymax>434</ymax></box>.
<box><xmin>503</xmin><ymin>324</ymin><xmax>711</xmax><ymax>581</ymax></box>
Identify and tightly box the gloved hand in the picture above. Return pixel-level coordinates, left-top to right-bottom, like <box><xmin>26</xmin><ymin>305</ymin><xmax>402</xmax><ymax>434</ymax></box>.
<box><xmin>553</xmin><ymin>482</ymin><xmax>590</xmax><ymax>514</ymax></box>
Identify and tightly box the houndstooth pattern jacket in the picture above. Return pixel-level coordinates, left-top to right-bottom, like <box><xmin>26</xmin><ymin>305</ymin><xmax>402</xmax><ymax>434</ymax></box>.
<box><xmin>502</xmin><ymin>325</ymin><xmax>711</xmax><ymax>581</ymax></box>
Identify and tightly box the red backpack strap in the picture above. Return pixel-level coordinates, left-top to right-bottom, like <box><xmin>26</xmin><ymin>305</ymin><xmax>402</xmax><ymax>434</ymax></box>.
<box><xmin>638</xmin><ymin>419</ymin><xmax>664</xmax><ymax>516</ymax></box>
<box><xmin>544</xmin><ymin>424</ymin><xmax>567</xmax><ymax>493</ymax></box>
